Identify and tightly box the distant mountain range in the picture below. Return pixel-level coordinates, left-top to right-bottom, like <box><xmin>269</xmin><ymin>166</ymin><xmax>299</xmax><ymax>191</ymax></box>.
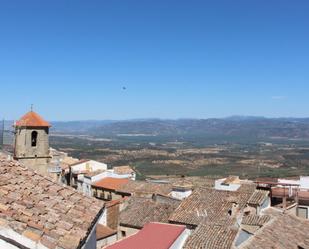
<box><xmin>49</xmin><ymin>117</ymin><xmax>309</xmax><ymax>141</ymax></box>
<box><xmin>2</xmin><ymin>117</ymin><xmax>309</xmax><ymax>145</ymax></box>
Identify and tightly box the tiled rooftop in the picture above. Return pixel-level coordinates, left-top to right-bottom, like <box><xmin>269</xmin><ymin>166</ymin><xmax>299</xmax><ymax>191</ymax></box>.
<box><xmin>241</xmin><ymin>214</ymin><xmax>271</xmax><ymax>227</ymax></box>
<box><xmin>247</xmin><ymin>190</ymin><xmax>269</xmax><ymax>206</ymax></box>
<box><xmin>240</xmin><ymin>214</ymin><xmax>309</xmax><ymax>249</ymax></box>
<box><xmin>183</xmin><ymin>223</ymin><xmax>238</xmax><ymax>249</ymax></box>
<box><xmin>119</xmin><ymin>196</ymin><xmax>180</xmax><ymax>229</ymax></box>
<box><xmin>172</xmin><ymin>179</ymin><xmax>194</xmax><ymax>190</ymax></box>
<box><xmin>169</xmin><ymin>186</ymin><xmax>255</xmax><ymax>227</ymax></box>
<box><xmin>0</xmin><ymin>156</ymin><xmax>104</xmax><ymax>249</ymax></box>
<box><xmin>148</xmin><ymin>176</ymin><xmax>215</xmax><ymax>188</ymax></box>
<box><xmin>113</xmin><ymin>166</ymin><xmax>134</xmax><ymax>175</ymax></box>
<box><xmin>93</xmin><ymin>177</ymin><xmax>129</xmax><ymax>191</ymax></box>
<box><xmin>15</xmin><ymin>111</ymin><xmax>51</xmax><ymax>127</ymax></box>
<box><xmin>117</xmin><ymin>180</ymin><xmax>172</xmax><ymax>196</ymax></box>
<box><xmin>223</xmin><ymin>175</ymin><xmax>240</xmax><ymax>184</ymax></box>
<box><xmin>240</xmin><ymin>213</ymin><xmax>272</xmax><ymax>235</ymax></box>
<box><xmin>236</xmin><ymin>183</ymin><xmax>257</xmax><ymax>194</ymax></box>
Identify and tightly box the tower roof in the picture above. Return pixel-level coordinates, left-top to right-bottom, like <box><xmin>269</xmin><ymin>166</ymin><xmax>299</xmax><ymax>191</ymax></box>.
<box><xmin>15</xmin><ymin>111</ymin><xmax>51</xmax><ymax>127</ymax></box>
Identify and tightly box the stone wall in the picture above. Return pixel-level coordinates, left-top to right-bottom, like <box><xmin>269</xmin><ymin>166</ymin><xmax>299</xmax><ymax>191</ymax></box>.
<box><xmin>15</xmin><ymin>127</ymin><xmax>49</xmax><ymax>159</ymax></box>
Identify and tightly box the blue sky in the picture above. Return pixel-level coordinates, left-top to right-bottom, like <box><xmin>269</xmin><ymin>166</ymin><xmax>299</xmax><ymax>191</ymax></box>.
<box><xmin>0</xmin><ymin>1</ymin><xmax>308</xmax><ymax>120</ymax></box>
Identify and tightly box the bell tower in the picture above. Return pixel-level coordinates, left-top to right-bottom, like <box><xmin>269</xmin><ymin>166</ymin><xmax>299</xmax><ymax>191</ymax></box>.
<box><xmin>14</xmin><ymin>110</ymin><xmax>51</xmax><ymax>168</ymax></box>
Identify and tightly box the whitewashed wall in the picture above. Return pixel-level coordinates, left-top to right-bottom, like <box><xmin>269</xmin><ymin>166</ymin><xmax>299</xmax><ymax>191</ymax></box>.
<box><xmin>170</xmin><ymin>190</ymin><xmax>192</xmax><ymax>200</ymax></box>
<box><xmin>0</xmin><ymin>227</ymin><xmax>48</xmax><ymax>249</ymax></box>
<box><xmin>300</xmin><ymin>176</ymin><xmax>309</xmax><ymax>189</ymax></box>
<box><xmin>169</xmin><ymin>228</ymin><xmax>191</xmax><ymax>249</ymax></box>
<box><xmin>0</xmin><ymin>239</ymin><xmax>19</xmax><ymax>249</ymax></box>
<box><xmin>71</xmin><ymin>160</ymin><xmax>107</xmax><ymax>173</ymax></box>
<box><xmin>215</xmin><ymin>179</ymin><xmax>241</xmax><ymax>191</ymax></box>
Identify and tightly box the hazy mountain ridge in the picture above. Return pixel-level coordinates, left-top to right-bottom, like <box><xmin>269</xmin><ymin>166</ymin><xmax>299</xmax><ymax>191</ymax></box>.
<box><xmin>50</xmin><ymin>117</ymin><xmax>309</xmax><ymax>140</ymax></box>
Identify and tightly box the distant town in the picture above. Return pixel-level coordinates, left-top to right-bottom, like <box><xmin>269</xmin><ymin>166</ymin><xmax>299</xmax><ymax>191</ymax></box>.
<box><xmin>1</xmin><ymin>110</ymin><xmax>309</xmax><ymax>249</ymax></box>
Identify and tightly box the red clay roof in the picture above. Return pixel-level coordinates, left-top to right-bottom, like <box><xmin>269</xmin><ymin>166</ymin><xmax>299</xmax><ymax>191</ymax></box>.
<box><xmin>105</xmin><ymin>222</ymin><xmax>185</xmax><ymax>249</ymax></box>
<box><xmin>0</xmin><ymin>156</ymin><xmax>104</xmax><ymax>249</ymax></box>
<box><xmin>93</xmin><ymin>177</ymin><xmax>129</xmax><ymax>191</ymax></box>
<box><xmin>15</xmin><ymin>111</ymin><xmax>51</xmax><ymax>127</ymax></box>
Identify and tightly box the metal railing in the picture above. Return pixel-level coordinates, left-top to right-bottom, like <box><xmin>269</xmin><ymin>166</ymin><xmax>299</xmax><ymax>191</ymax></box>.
<box><xmin>0</xmin><ymin>119</ymin><xmax>14</xmax><ymax>150</ymax></box>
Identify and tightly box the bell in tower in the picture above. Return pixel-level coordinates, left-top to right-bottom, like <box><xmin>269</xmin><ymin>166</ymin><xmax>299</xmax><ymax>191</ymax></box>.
<box><xmin>14</xmin><ymin>109</ymin><xmax>51</xmax><ymax>171</ymax></box>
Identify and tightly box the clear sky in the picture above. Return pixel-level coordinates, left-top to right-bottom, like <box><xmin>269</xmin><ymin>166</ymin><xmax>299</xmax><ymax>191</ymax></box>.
<box><xmin>0</xmin><ymin>1</ymin><xmax>308</xmax><ymax>120</ymax></box>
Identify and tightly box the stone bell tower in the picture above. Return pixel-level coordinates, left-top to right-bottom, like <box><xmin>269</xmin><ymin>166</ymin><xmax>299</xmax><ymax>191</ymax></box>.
<box><xmin>14</xmin><ymin>110</ymin><xmax>51</xmax><ymax>169</ymax></box>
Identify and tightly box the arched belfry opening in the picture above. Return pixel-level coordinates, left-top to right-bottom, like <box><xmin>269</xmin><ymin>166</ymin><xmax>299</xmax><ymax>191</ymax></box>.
<box><xmin>31</xmin><ymin>131</ymin><xmax>38</xmax><ymax>147</ymax></box>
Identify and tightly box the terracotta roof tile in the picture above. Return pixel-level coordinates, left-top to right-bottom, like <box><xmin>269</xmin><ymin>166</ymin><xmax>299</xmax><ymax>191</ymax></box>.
<box><xmin>241</xmin><ymin>214</ymin><xmax>271</xmax><ymax>226</ymax></box>
<box><xmin>117</xmin><ymin>180</ymin><xmax>172</xmax><ymax>196</ymax></box>
<box><xmin>241</xmin><ymin>224</ymin><xmax>261</xmax><ymax>234</ymax></box>
<box><xmin>169</xmin><ymin>186</ymin><xmax>255</xmax><ymax>227</ymax></box>
<box><xmin>223</xmin><ymin>175</ymin><xmax>240</xmax><ymax>184</ymax></box>
<box><xmin>15</xmin><ymin>111</ymin><xmax>51</xmax><ymax>127</ymax></box>
<box><xmin>247</xmin><ymin>190</ymin><xmax>269</xmax><ymax>206</ymax></box>
<box><xmin>93</xmin><ymin>177</ymin><xmax>129</xmax><ymax>191</ymax></box>
<box><xmin>0</xmin><ymin>156</ymin><xmax>104</xmax><ymax>249</ymax></box>
<box><xmin>240</xmin><ymin>214</ymin><xmax>309</xmax><ymax>249</ymax></box>
<box><xmin>113</xmin><ymin>166</ymin><xmax>135</xmax><ymax>175</ymax></box>
<box><xmin>237</xmin><ymin>183</ymin><xmax>257</xmax><ymax>194</ymax></box>
<box><xmin>172</xmin><ymin>179</ymin><xmax>194</xmax><ymax>190</ymax></box>
<box><xmin>120</xmin><ymin>197</ymin><xmax>180</xmax><ymax>229</ymax></box>
<box><xmin>183</xmin><ymin>223</ymin><xmax>238</xmax><ymax>249</ymax></box>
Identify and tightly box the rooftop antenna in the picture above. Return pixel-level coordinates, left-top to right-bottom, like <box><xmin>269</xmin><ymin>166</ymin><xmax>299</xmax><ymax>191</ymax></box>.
<box><xmin>30</xmin><ymin>104</ymin><xmax>33</xmax><ymax>112</ymax></box>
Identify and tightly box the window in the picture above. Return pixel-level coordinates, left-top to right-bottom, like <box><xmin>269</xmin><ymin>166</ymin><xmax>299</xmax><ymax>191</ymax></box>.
<box><xmin>121</xmin><ymin>231</ymin><xmax>126</xmax><ymax>237</ymax></box>
<box><xmin>107</xmin><ymin>192</ymin><xmax>112</xmax><ymax>200</ymax></box>
<box><xmin>31</xmin><ymin>131</ymin><xmax>38</xmax><ymax>147</ymax></box>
